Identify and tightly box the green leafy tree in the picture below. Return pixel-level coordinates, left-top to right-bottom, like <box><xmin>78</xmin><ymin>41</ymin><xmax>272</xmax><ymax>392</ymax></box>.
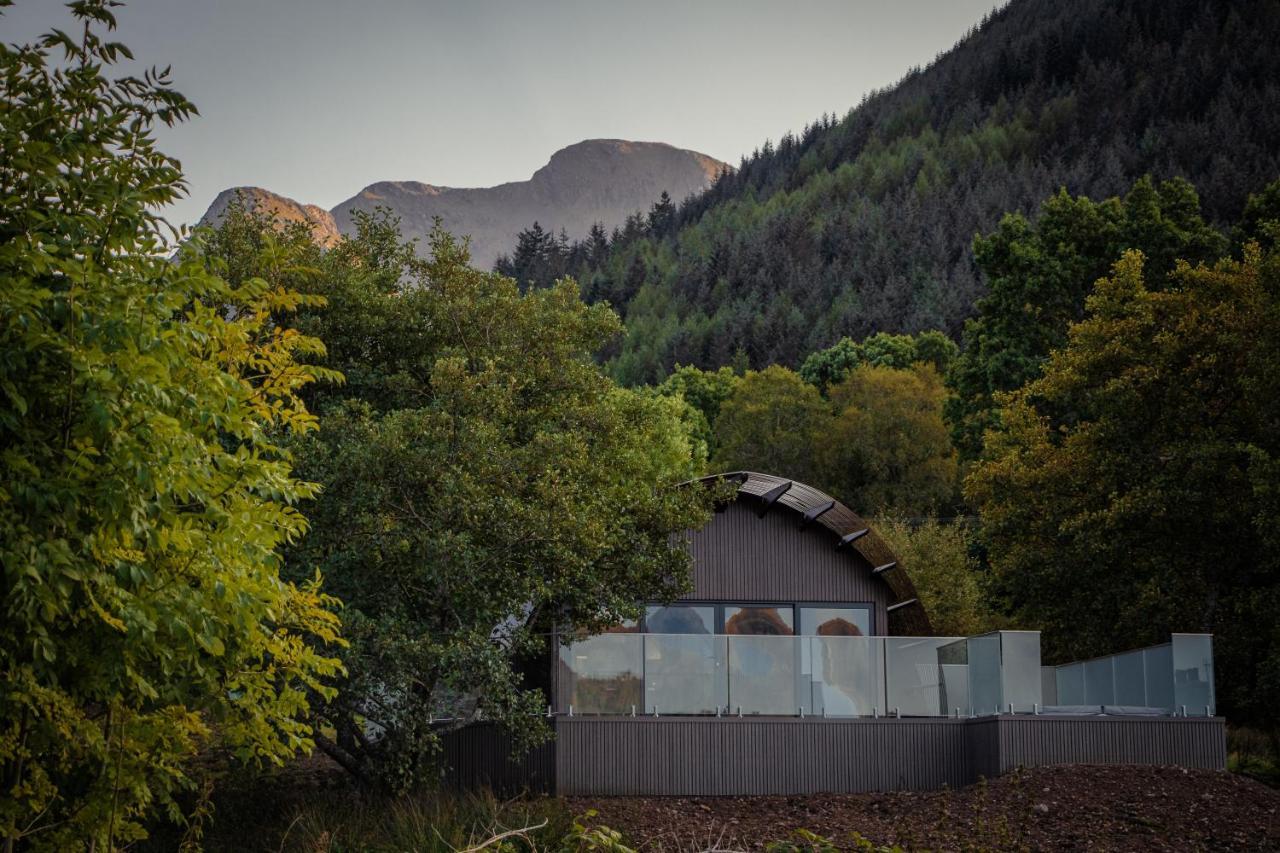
<box><xmin>711</xmin><ymin>366</ymin><xmax>826</xmax><ymax>483</ymax></box>
<box><xmin>655</xmin><ymin>364</ymin><xmax>741</xmax><ymax>460</ymax></box>
<box><xmin>870</xmin><ymin>519</ymin><xmax>998</xmax><ymax>638</ymax></box>
<box><xmin>251</xmin><ymin>213</ymin><xmax>719</xmax><ymax>791</ymax></box>
<box><xmin>800</xmin><ymin>331</ymin><xmax>957</xmax><ymax>393</ymax></box>
<box><xmin>966</xmin><ymin>243</ymin><xmax>1280</xmax><ymax>728</ymax></box>
<box><xmin>819</xmin><ymin>365</ymin><xmax>958</xmax><ymax>515</ymax></box>
<box><xmin>946</xmin><ymin>176</ymin><xmax>1227</xmax><ymax>459</ymax></box>
<box><xmin>0</xmin><ymin>5</ymin><xmax>343</xmax><ymax>849</ymax></box>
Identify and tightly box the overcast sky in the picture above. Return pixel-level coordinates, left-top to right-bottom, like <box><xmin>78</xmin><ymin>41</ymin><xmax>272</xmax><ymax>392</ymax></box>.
<box><xmin>5</xmin><ymin>0</ymin><xmax>998</xmax><ymax>227</ymax></box>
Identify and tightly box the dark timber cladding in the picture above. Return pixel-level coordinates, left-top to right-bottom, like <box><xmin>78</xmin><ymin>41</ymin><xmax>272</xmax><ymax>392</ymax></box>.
<box><xmin>683</xmin><ymin>472</ymin><xmax>931</xmax><ymax>635</ymax></box>
<box><xmin>441</xmin><ymin>717</ymin><xmax>1228</xmax><ymax>795</ymax></box>
<box><xmin>539</xmin><ymin>716</ymin><xmax>1228</xmax><ymax>796</ymax></box>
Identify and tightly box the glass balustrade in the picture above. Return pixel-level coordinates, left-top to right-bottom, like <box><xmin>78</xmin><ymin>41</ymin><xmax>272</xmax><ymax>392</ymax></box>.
<box><xmin>1050</xmin><ymin>634</ymin><xmax>1213</xmax><ymax>715</ymax></box>
<box><xmin>554</xmin><ymin>631</ymin><xmax>1213</xmax><ymax>718</ymax></box>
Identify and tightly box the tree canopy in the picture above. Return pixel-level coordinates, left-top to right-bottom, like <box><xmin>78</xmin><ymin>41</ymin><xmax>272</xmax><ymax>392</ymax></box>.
<box><xmin>800</xmin><ymin>330</ymin><xmax>957</xmax><ymax>394</ymax></box>
<box><xmin>946</xmin><ymin>175</ymin><xmax>1227</xmax><ymax>459</ymax></box>
<box><xmin>966</xmin><ymin>240</ymin><xmax>1280</xmax><ymax>728</ymax></box>
<box><xmin>822</xmin><ymin>364</ymin><xmax>957</xmax><ymax>516</ymax></box>
<box><xmin>0</xmin><ymin>6</ymin><xmax>342</xmax><ymax>848</ymax></box>
<box><xmin>215</xmin><ymin>208</ymin><xmax>723</xmax><ymax>791</ymax></box>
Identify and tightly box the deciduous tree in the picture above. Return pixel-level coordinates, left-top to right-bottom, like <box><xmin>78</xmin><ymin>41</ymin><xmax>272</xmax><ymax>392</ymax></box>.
<box><xmin>966</xmin><ymin>241</ymin><xmax>1280</xmax><ymax>727</ymax></box>
<box><xmin>0</xmin><ymin>6</ymin><xmax>342</xmax><ymax>848</ymax></box>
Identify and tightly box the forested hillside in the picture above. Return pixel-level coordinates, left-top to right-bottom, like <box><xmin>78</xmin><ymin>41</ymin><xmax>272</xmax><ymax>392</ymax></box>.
<box><xmin>502</xmin><ymin>0</ymin><xmax>1280</xmax><ymax>384</ymax></box>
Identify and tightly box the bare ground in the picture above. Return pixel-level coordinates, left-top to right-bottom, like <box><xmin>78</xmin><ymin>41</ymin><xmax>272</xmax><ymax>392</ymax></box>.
<box><xmin>567</xmin><ymin>764</ymin><xmax>1280</xmax><ymax>851</ymax></box>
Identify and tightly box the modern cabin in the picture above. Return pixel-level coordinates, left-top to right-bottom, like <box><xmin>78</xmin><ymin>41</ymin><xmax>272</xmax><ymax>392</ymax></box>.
<box><xmin>447</xmin><ymin>472</ymin><xmax>1225</xmax><ymax>796</ymax></box>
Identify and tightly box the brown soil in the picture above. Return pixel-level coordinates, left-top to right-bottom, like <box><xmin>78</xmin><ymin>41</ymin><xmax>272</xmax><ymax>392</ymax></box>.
<box><xmin>567</xmin><ymin>764</ymin><xmax>1280</xmax><ymax>851</ymax></box>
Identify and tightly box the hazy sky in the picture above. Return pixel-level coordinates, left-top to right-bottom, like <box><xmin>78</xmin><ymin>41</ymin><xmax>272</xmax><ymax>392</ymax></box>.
<box><xmin>5</xmin><ymin>0</ymin><xmax>998</xmax><ymax>227</ymax></box>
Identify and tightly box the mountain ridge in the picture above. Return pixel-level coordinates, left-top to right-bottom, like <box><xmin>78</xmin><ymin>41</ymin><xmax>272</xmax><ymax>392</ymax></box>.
<box><xmin>197</xmin><ymin>139</ymin><xmax>726</xmax><ymax>267</ymax></box>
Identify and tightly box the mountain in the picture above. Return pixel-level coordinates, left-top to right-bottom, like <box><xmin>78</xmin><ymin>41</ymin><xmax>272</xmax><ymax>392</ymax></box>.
<box><xmin>199</xmin><ymin>186</ymin><xmax>341</xmax><ymax>247</ymax></box>
<box><xmin>197</xmin><ymin>140</ymin><xmax>726</xmax><ymax>269</ymax></box>
<box><xmin>519</xmin><ymin>0</ymin><xmax>1280</xmax><ymax>386</ymax></box>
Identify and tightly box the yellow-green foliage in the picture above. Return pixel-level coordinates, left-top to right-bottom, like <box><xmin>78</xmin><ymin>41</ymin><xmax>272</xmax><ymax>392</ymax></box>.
<box><xmin>712</xmin><ymin>363</ymin><xmax>958</xmax><ymax>517</ymax></box>
<box><xmin>873</xmin><ymin>518</ymin><xmax>1000</xmax><ymax>637</ymax></box>
<box><xmin>0</xmin><ymin>4</ymin><xmax>343</xmax><ymax>848</ymax></box>
<box><xmin>823</xmin><ymin>364</ymin><xmax>957</xmax><ymax>516</ymax></box>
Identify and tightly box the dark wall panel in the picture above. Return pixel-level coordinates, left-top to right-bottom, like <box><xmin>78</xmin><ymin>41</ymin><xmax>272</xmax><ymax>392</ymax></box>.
<box><xmin>685</xmin><ymin>502</ymin><xmax>892</xmax><ymax>633</ymax></box>
<box><xmin>441</xmin><ymin>724</ymin><xmax>556</xmax><ymax>794</ymax></box>
<box><xmin>439</xmin><ymin>717</ymin><xmax>1226</xmax><ymax>797</ymax></box>
<box><xmin>993</xmin><ymin>717</ymin><xmax>1226</xmax><ymax>773</ymax></box>
<box><xmin>555</xmin><ymin>717</ymin><xmax>971</xmax><ymax>796</ymax></box>
<box><xmin>552</xmin><ymin>716</ymin><xmax>1226</xmax><ymax>796</ymax></box>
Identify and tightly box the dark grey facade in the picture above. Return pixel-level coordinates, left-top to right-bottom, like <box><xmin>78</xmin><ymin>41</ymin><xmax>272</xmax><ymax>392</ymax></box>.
<box><xmin>446</xmin><ymin>716</ymin><xmax>1226</xmax><ymax>795</ymax></box>
<box><xmin>683</xmin><ymin>500</ymin><xmax>893</xmax><ymax>634</ymax></box>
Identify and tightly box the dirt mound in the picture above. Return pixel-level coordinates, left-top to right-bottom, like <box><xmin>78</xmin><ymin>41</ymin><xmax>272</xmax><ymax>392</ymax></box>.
<box><xmin>569</xmin><ymin>764</ymin><xmax>1280</xmax><ymax>851</ymax></box>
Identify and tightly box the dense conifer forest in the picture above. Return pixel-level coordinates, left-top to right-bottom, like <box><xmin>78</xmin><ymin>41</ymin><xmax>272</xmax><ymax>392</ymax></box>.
<box><xmin>497</xmin><ymin>0</ymin><xmax>1280</xmax><ymax>385</ymax></box>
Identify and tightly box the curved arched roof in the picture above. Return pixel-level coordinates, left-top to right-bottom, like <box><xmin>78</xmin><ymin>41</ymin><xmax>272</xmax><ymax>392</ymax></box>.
<box><xmin>691</xmin><ymin>471</ymin><xmax>933</xmax><ymax>635</ymax></box>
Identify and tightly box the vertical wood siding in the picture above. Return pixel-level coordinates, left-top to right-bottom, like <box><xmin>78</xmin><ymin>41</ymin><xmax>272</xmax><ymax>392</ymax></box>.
<box><xmin>993</xmin><ymin>716</ymin><xmax>1226</xmax><ymax>772</ymax></box>
<box><xmin>547</xmin><ymin>716</ymin><xmax>1226</xmax><ymax>796</ymax></box>
<box><xmin>684</xmin><ymin>502</ymin><xmax>892</xmax><ymax>633</ymax></box>
<box><xmin>555</xmin><ymin>717</ymin><xmax>970</xmax><ymax>796</ymax></box>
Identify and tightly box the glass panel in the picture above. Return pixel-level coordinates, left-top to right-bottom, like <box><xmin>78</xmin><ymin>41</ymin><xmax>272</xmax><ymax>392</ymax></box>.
<box><xmin>999</xmin><ymin>632</ymin><xmax>1042</xmax><ymax>713</ymax></box>
<box><xmin>644</xmin><ymin>634</ymin><xmax>727</xmax><ymax>715</ymax></box>
<box><xmin>1143</xmin><ymin>643</ymin><xmax>1174</xmax><ymax>712</ymax></box>
<box><xmin>728</xmin><ymin>635</ymin><xmax>798</xmax><ymax>714</ymax></box>
<box><xmin>1040</xmin><ymin>667</ymin><xmax>1059</xmax><ymax>706</ymax></box>
<box><xmin>967</xmin><ymin>633</ymin><xmax>1002</xmax><ymax>715</ymax></box>
<box><xmin>808</xmin><ymin>635</ymin><xmax>882</xmax><ymax>716</ymax></box>
<box><xmin>937</xmin><ymin>639</ymin><xmax>969</xmax><ymax>715</ymax></box>
<box><xmin>1083</xmin><ymin>657</ymin><xmax>1114</xmax><ymax>705</ymax></box>
<box><xmin>645</xmin><ymin>605</ymin><xmax>714</xmax><ymax>634</ymax></box>
<box><xmin>558</xmin><ymin>633</ymin><xmax>642</xmax><ymax>713</ymax></box>
<box><xmin>725</xmin><ymin>606</ymin><xmax>794</xmax><ymax>635</ymax></box>
<box><xmin>886</xmin><ymin>637</ymin><xmax>956</xmax><ymax>716</ymax></box>
<box><xmin>1172</xmin><ymin>634</ymin><xmax>1215</xmax><ymax>716</ymax></box>
<box><xmin>941</xmin><ymin>663</ymin><xmax>970</xmax><ymax>715</ymax></box>
<box><xmin>800</xmin><ymin>606</ymin><xmax>870</xmax><ymax>637</ymax></box>
<box><xmin>1056</xmin><ymin>662</ymin><xmax>1084</xmax><ymax>705</ymax></box>
<box><xmin>1112</xmin><ymin>650</ymin><xmax>1147</xmax><ymax>706</ymax></box>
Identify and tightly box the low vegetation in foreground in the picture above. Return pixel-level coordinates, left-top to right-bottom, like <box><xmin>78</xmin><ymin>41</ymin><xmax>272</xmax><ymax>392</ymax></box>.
<box><xmin>139</xmin><ymin>762</ymin><xmax>1280</xmax><ymax>852</ymax></box>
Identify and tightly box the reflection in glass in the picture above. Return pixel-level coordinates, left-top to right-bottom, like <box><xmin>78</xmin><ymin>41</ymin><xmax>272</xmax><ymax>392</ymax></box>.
<box><xmin>645</xmin><ymin>605</ymin><xmax>714</xmax><ymax>634</ymax></box>
<box><xmin>558</xmin><ymin>633</ymin><xmax>642</xmax><ymax>713</ymax></box>
<box><xmin>808</xmin><ymin>635</ymin><xmax>882</xmax><ymax>716</ymax></box>
<box><xmin>645</xmin><ymin>634</ymin><xmax>727</xmax><ymax>714</ymax></box>
<box><xmin>800</xmin><ymin>606</ymin><xmax>869</xmax><ymax>637</ymax></box>
<box><xmin>724</xmin><ymin>606</ymin><xmax>794</xmax><ymax>635</ymax></box>
<box><xmin>1172</xmin><ymin>634</ymin><xmax>1215</xmax><ymax>715</ymax></box>
<box><xmin>968</xmin><ymin>633</ymin><xmax>1002</xmax><ymax>715</ymax></box>
<box><xmin>728</xmin><ymin>635</ymin><xmax>797</xmax><ymax>714</ymax></box>
<box><xmin>999</xmin><ymin>632</ymin><xmax>1043</xmax><ymax>713</ymax></box>
<box><xmin>886</xmin><ymin>637</ymin><xmax>956</xmax><ymax>716</ymax></box>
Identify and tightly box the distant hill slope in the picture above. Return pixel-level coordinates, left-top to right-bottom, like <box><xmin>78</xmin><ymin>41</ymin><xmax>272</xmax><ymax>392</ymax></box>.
<box><xmin>196</xmin><ymin>140</ymin><xmax>725</xmax><ymax>268</ymax></box>
<box><xmin>532</xmin><ymin>0</ymin><xmax>1280</xmax><ymax>385</ymax></box>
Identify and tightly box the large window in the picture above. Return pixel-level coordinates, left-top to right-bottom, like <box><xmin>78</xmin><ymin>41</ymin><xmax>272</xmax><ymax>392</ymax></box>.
<box><xmin>645</xmin><ymin>604</ymin><xmax>714</xmax><ymax>634</ymax></box>
<box><xmin>799</xmin><ymin>605</ymin><xmax>871</xmax><ymax>637</ymax></box>
<box><xmin>724</xmin><ymin>605</ymin><xmax>794</xmax><ymax>635</ymax></box>
<box><xmin>637</xmin><ymin>603</ymin><xmax>872</xmax><ymax>636</ymax></box>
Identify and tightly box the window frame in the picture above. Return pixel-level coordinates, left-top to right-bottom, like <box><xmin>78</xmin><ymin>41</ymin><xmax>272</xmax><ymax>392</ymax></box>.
<box><xmin>639</xmin><ymin>600</ymin><xmax>876</xmax><ymax>636</ymax></box>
